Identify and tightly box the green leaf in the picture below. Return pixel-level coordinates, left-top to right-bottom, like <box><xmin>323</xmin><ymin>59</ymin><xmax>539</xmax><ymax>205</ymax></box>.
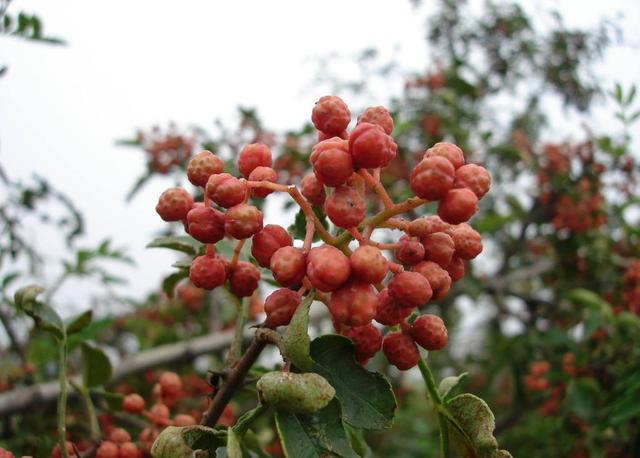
<box><xmin>447</xmin><ymin>393</ymin><xmax>512</xmax><ymax>458</ymax></box>
<box><xmin>275</xmin><ymin>399</ymin><xmax>359</xmax><ymax>458</ymax></box>
<box><xmin>14</xmin><ymin>285</ymin><xmax>64</xmax><ymax>340</ymax></box>
<box><xmin>81</xmin><ymin>342</ymin><xmax>112</xmax><ymax>388</ymax></box>
<box><xmin>1</xmin><ymin>271</ymin><xmax>20</xmax><ymax>290</ymax></box>
<box><xmin>126</xmin><ymin>172</ymin><xmax>153</xmax><ymax>202</ymax></box>
<box><xmin>181</xmin><ymin>425</ymin><xmax>226</xmax><ymax>452</ymax></box>
<box><xmin>565</xmin><ymin>379</ymin><xmax>601</xmax><ymax>421</ymax></box>
<box><xmin>439</xmin><ymin>372</ymin><xmax>468</xmax><ymax>399</ymax></box>
<box><xmin>147</xmin><ymin>236</ymin><xmax>202</xmax><ymax>255</ymax></box>
<box><xmin>564</xmin><ymin>289</ymin><xmax>612</xmax><ymax>317</ymax></box>
<box><xmin>310</xmin><ymin>335</ymin><xmax>396</xmax><ymax>430</ymax></box>
<box><xmin>66</xmin><ymin>310</ymin><xmax>93</xmax><ymax>335</ymax></box>
<box><xmin>226</xmin><ymin>428</ymin><xmax>242</xmax><ymax>458</ymax></box>
<box><xmin>91</xmin><ymin>388</ymin><xmax>123</xmax><ymax>411</ymax></box>
<box><xmin>281</xmin><ymin>294</ymin><xmax>315</xmax><ymax>371</ymax></box>
<box><xmin>163</xmin><ymin>270</ymin><xmax>189</xmax><ymax>297</ymax></box>
<box><xmin>343</xmin><ymin>423</ymin><xmax>370</xmax><ymax>457</ymax></box>
<box><xmin>288</xmin><ymin>208</ymin><xmax>328</xmax><ymax>242</ymax></box>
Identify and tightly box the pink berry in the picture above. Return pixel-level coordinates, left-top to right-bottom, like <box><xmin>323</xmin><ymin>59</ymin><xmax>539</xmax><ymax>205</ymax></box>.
<box><xmin>348</xmin><ymin>122</ymin><xmax>397</xmax><ymax>169</ymax></box>
<box><xmin>454</xmin><ymin>164</ymin><xmax>491</xmax><ymax>198</ymax></box>
<box><xmin>438</xmin><ymin>188</ymin><xmax>479</xmax><ymax>224</ymax></box>
<box><xmin>306</xmin><ymin>245</ymin><xmax>351</xmax><ymax>292</ymax></box>
<box><xmin>251</xmin><ymin>225</ymin><xmax>292</xmax><ymax>268</ymax></box>
<box><xmin>248</xmin><ymin>166</ymin><xmax>278</xmax><ymax>198</ymax></box>
<box><xmin>410</xmin><ymin>156</ymin><xmax>455</xmax><ymax>201</ymax></box>
<box><xmin>206</xmin><ymin>173</ymin><xmax>248</xmax><ymax>208</ymax></box>
<box><xmin>264</xmin><ymin>288</ymin><xmax>302</xmax><ymax>327</ymax></box>
<box><xmin>187</xmin><ymin>150</ymin><xmax>224</xmax><ymax>187</ymax></box>
<box><xmin>189</xmin><ymin>255</ymin><xmax>227</xmax><ymax>290</ymax></box>
<box><xmin>238</xmin><ymin>143</ymin><xmax>272</xmax><ymax>178</ymax></box>
<box><xmin>383</xmin><ymin>332</ymin><xmax>420</xmax><ymax>370</ymax></box>
<box><xmin>325</xmin><ymin>186</ymin><xmax>365</xmax><ymax>228</ymax></box>
<box><xmin>224</xmin><ymin>204</ymin><xmax>263</xmax><ymax>239</ymax></box>
<box><xmin>186</xmin><ymin>206</ymin><xmax>225</xmax><ymax>243</ymax></box>
<box><xmin>350</xmin><ymin>245</ymin><xmax>389</xmax><ymax>283</ymax></box>
<box><xmin>424</xmin><ymin>142</ymin><xmax>465</xmax><ymax>169</ymax></box>
<box><xmin>412</xmin><ymin>261</ymin><xmax>451</xmax><ymax>300</ymax></box>
<box><xmin>422</xmin><ymin>232</ymin><xmax>455</xmax><ymax>268</ymax></box>
<box><xmin>310</xmin><ymin>137</ymin><xmax>353</xmax><ymax>187</ymax></box>
<box><xmin>311</xmin><ymin>95</ymin><xmax>351</xmax><ymax>136</ymax></box>
<box><xmin>388</xmin><ymin>271</ymin><xmax>433</xmax><ymax>308</ymax></box>
<box><xmin>357</xmin><ymin>106</ymin><xmax>394</xmax><ymax>134</ymax></box>
<box><xmin>156</xmin><ymin>187</ymin><xmax>193</xmax><ymax>221</ymax></box>
<box><xmin>229</xmin><ymin>261</ymin><xmax>260</xmax><ymax>297</ymax></box>
<box><xmin>329</xmin><ymin>282</ymin><xmax>377</xmax><ymax>327</ymax></box>
<box><xmin>411</xmin><ymin>314</ymin><xmax>448</xmax><ymax>350</ymax></box>
<box><xmin>270</xmin><ymin>246</ymin><xmax>306</xmax><ymax>287</ymax></box>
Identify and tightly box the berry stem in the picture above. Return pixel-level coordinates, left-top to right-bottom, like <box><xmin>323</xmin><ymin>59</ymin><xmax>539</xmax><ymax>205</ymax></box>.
<box><xmin>230</xmin><ymin>239</ymin><xmax>246</xmax><ymax>269</ymax></box>
<box><xmin>417</xmin><ymin>357</ymin><xmax>451</xmax><ymax>458</ymax></box>
<box><xmin>227</xmin><ymin>293</ymin><xmax>249</xmax><ymax>368</ymax></box>
<box><xmin>302</xmin><ymin>219</ymin><xmax>315</xmax><ymax>254</ymax></box>
<box><xmin>334</xmin><ymin>197</ymin><xmax>428</xmax><ymax>247</ymax></box>
<box><xmin>358</xmin><ymin>169</ymin><xmax>394</xmax><ymax>210</ymax></box>
<box><xmin>247</xmin><ymin>180</ymin><xmax>337</xmax><ymax>246</ymax></box>
<box><xmin>206</xmin><ymin>244</ymin><xmax>215</xmax><ymax>256</ymax></box>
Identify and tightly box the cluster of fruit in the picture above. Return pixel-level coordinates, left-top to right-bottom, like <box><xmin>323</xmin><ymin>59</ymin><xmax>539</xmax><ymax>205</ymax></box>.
<box><xmin>155</xmin><ymin>96</ymin><xmax>491</xmax><ymax>371</ymax></box>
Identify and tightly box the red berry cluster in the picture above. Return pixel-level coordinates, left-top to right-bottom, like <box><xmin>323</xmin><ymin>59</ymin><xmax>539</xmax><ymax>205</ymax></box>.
<box><xmin>155</xmin><ymin>96</ymin><xmax>491</xmax><ymax>371</ymax></box>
<box><xmin>134</xmin><ymin>124</ymin><xmax>195</xmax><ymax>174</ymax></box>
<box><xmin>620</xmin><ymin>259</ymin><xmax>640</xmax><ymax>315</ymax></box>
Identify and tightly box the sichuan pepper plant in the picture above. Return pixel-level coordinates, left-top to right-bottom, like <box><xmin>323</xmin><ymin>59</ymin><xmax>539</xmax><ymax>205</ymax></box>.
<box><xmin>147</xmin><ymin>96</ymin><xmax>509</xmax><ymax>457</ymax></box>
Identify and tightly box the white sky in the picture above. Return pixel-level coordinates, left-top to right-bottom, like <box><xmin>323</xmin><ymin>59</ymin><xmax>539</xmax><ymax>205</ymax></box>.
<box><xmin>1</xmin><ymin>0</ymin><xmax>639</xmax><ymax>316</ymax></box>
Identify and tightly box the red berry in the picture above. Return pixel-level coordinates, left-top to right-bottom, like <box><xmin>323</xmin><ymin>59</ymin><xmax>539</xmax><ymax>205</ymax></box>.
<box><xmin>449</xmin><ymin>223</ymin><xmax>483</xmax><ymax>260</ymax></box>
<box><xmin>311</xmin><ymin>95</ymin><xmax>351</xmax><ymax>135</ymax></box>
<box><xmin>229</xmin><ymin>261</ymin><xmax>260</xmax><ymax>297</ymax></box>
<box><xmin>383</xmin><ymin>332</ymin><xmax>420</xmax><ymax>370</ymax></box>
<box><xmin>189</xmin><ymin>255</ymin><xmax>227</xmax><ymax>290</ymax></box>
<box><xmin>408</xmin><ymin>215</ymin><xmax>449</xmax><ymax>238</ymax></box>
<box><xmin>410</xmin><ymin>156</ymin><xmax>455</xmax><ymax>200</ymax></box>
<box><xmin>412</xmin><ymin>261</ymin><xmax>451</xmax><ymax>300</ymax></box>
<box><xmin>174</xmin><ymin>414</ymin><xmax>197</xmax><ymax>426</ymax></box>
<box><xmin>348</xmin><ymin>122</ymin><xmax>397</xmax><ymax>169</ymax></box>
<box><xmin>251</xmin><ymin>225</ymin><xmax>293</xmax><ymax>268</ymax></box>
<box><xmin>149</xmin><ymin>403</ymin><xmax>170</xmax><ymax>424</ymax></box>
<box><xmin>350</xmin><ymin>245</ymin><xmax>389</xmax><ymax>283</ymax></box>
<box><xmin>206</xmin><ymin>173</ymin><xmax>248</xmax><ymax>208</ymax></box>
<box><xmin>325</xmin><ymin>186</ymin><xmax>365</xmax><ymax>228</ymax></box>
<box><xmin>438</xmin><ymin>188</ymin><xmax>478</xmax><ymax>224</ymax></box>
<box><xmin>51</xmin><ymin>441</ymin><xmax>77</xmax><ymax>458</ymax></box>
<box><xmin>225</xmin><ymin>204</ymin><xmax>264</xmax><ymax>239</ymax></box>
<box><xmin>422</xmin><ymin>232</ymin><xmax>455</xmax><ymax>268</ymax></box>
<box><xmin>310</xmin><ymin>137</ymin><xmax>353</xmax><ymax>187</ymax></box>
<box><xmin>301</xmin><ymin>173</ymin><xmax>326</xmax><ymax>206</ymax></box>
<box><xmin>186</xmin><ymin>206</ymin><xmax>225</xmax><ymax>243</ymax></box>
<box><xmin>357</xmin><ymin>106</ymin><xmax>394</xmax><ymax>134</ymax></box>
<box><xmin>329</xmin><ymin>282</ymin><xmax>377</xmax><ymax>327</ymax></box>
<box><xmin>119</xmin><ymin>442</ymin><xmax>141</xmax><ymax>458</ymax></box>
<box><xmin>375</xmin><ymin>289</ymin><xmax>412</xmax><ymax>326</ymax></box>
<box><xmin>270</xmin><ymin>246</ymin><xmax>306</xmax><ymax>287</ymax></box>
<box><xmin>0</xmin><ymin>448</ymin><xmax>14</xmax><ymax>458</ymax></box>
<box><xmin>122</xmin><ymin>393</ymin><xmax>145</xmax><ymax>413</ymax></box>
<box><xmin>264</xmin><ymin>288</ymin><xmax>301</xmax><ymax>327</ymax></box>
<box><xmin>156</xmin><ymin>187</ymin><xmax>193</xmax><ymax>221</ymax></box>
<box><xmin>248</xmin><ymin>166</ymin><xmax>278</xmax><ymax>198</ymax></box>
<box><xmin>345</xmin><ymin>324</ymin><xmax>383</xmax><ymax>363</ymax></box>
<box><xmin>306</xmin><ymin>245</ymin><xmax>351</xmax><ymax>292</ymax></box>
<box><xmin>424</xmin><ymin>142</ymin><xmax>465</xmax><ymax>169</ymax></box>
<box><xmin>159</xmin><ymin>371</ymin><xmax>183</xmax><ymax>397</ymax></box>
<box><xmin>108</xmin><ymin>428</ymin><xmax>131</xmax><ymax>444</ymax></box>
<box><xmin>395</xmin><ymin>235</ymin><xmax>426</xmax><ymax>265</ymax></box>
<box><xmin>446</xmin><ymin>257</ymin><xmax>465</xmax><ymax>282</ymax></box>
<box><xmin>411</xmin><ymin>314</ymin><xmax>448</xmax><ymax>350</ymax></box>
<box><xmin>187</xmin><ymin>150</ymin><xmax>224</xmax><ymax>187</ymax></box>
<box><xmin>95</xmin><ymin>441</ymin><xmax>119</xmax><ymax>458</ymax></box>
<box><xmin>388</xmin><ymin>271</ymin><xmax>432</xmax><ymax>308</ymax></box>
<box><xmin>238</xmin><ymin>143</ymin><xmax>272</xmax><ymax>178</ymax></box>
<box><xmin>454</xmin><ymin>164</ymin><xmax>491</xmax><ymax>198</ymax></box>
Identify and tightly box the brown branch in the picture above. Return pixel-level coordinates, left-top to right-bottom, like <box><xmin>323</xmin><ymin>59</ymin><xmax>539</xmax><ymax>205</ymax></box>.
<box><xmin>200</xmin><ymin>337</ymin><xmax>267</xmax><ymax>426</ymax></box>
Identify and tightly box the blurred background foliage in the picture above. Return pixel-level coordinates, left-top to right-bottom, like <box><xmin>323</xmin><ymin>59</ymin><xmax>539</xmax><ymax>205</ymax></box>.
<box><xmin>1</xmin><ymin>0</ymin><xmax>639</xmax><ymax>456</ymax></box>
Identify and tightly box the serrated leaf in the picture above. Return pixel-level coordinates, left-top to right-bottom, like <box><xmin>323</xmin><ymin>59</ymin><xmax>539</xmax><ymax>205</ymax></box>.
<box><xmin>281</xmin><ymin>294</ymin><xmax>315</xmax><ymax>371</ymax></box>
<box><xmin>275</xmin><ymin>399</ymin><xmax>359</xmax><ymax>458</ymax></box>
<box><xmin>66</xmin><ymin>310</ymin><xmax>93</xmax><ymax>335</ymax></box>
<box><xmin>147</xmin><ymin>236</ymin><xmax>202</xmax><ymax>255</ymax></box>
<box><xmin>81</xmin><ymin>342</ymin><xmax>112</xmax><ymax>388</ymax></box>
<box><xmin>439</xmin><ymin>372</ymin><xmax>468</xmax><ymax>399</ymax></box>
<box><xmin>447</xmin><ymin>393</ymin><xmax>512</xmax><ymax>458</ymax></box>
<box><xmin>163</xmin><ymin>270</ymin><xmax>189</xmax><ymax>297</ymax></box>
<box><xmin>310</xmin><ymin>335</ymin><xmax>396</xmax><ymax>430</ymax></box>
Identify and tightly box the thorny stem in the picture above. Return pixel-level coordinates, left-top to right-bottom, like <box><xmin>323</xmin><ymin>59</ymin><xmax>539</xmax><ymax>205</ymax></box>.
<box><xmin>57</xmin><ymin>338</ymin><xmax>70</xmax><ymax>458</ymax></box>
<box><xmin>418</xmin><ymin>357</ymin><xmax>450</xmax><ymax>458</ymax></box>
